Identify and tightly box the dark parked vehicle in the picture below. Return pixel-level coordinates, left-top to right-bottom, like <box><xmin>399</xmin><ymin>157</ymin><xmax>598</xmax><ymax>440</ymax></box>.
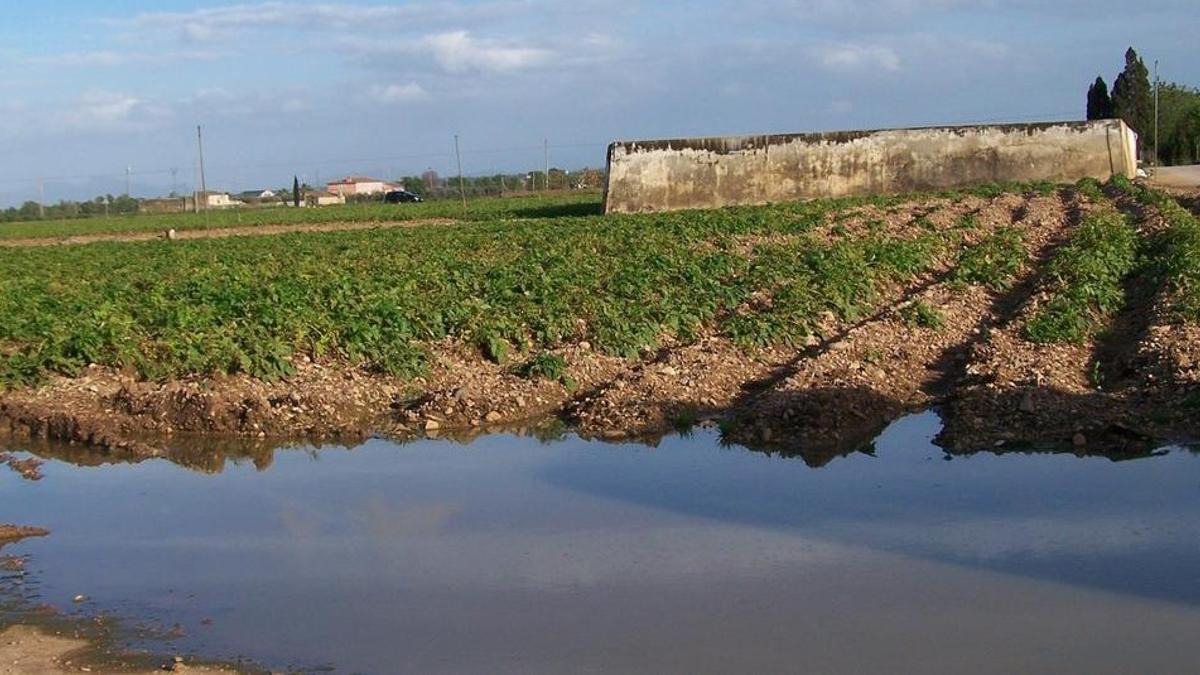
<box><xmin>384</xmin><ymin>190</ymin><xmax>423</xmax><ymax>203</ymax></box>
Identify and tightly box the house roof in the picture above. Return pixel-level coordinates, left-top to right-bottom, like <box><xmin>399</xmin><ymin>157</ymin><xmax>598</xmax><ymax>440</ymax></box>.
<box><xmin>328</xmin><ymin>176</ymin><xmax>385</xmax><ymax>185</ymax></box>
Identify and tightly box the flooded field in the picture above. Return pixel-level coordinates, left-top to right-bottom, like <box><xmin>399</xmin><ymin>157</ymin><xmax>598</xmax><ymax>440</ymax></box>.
<box><xmin>4</xmin><ymin>412</ymin><xmax>1200</xmax><ymax>673</ymax></box>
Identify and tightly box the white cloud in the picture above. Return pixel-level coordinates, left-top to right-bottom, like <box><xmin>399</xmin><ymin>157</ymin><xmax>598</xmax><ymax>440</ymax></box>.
<box><xmin>29</xmin><ymin>49</ymin><xmax>226</xmax><ymax>67</ymax></box>
<box><xmin>367</xmin><ymin>82</ymin><xmax>429</xmax><ymax>104</ymax></box>
<box><xmin>110</xmin><ymin>1</ymin><xmax>541</xmax><ymax>42</ymax></box>
<box><xmin>57</xmin><ymin>90</ymin><xmax>170</xmax><ymax>132</ymax></box>
<box><xmin>421</xmin><ymin>31</ymin><xmax>552</xmax><ymax>74</ymax></box>
<box><xmin>814</xmin><ymin>43</ymin><xmax>901</xmax><ymax>72</ymax></box>
<box><xmin>339</xmin><ymin>30</ymin><xmax>555</xmax><ymax>75</ymax></box>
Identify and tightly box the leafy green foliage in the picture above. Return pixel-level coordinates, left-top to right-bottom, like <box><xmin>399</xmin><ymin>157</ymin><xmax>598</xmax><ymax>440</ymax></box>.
<box><xmin>1075</xmin><ymin>177</ymin><xmax>1106</xmax><ymax>202</ymax></box>
<box><xmin>0</xmin><ymin>183</ymin><xmax>1055</xmax><ymax>389</ymax></box>
<box><xmin>952</xmin><ymin>228</ymin><xmax>1026</xmax><ymax>289</ymax></box>
<box><xmin>1110</xmin><ymin>179</ymin><xmax>1200</xmax><ymax>322</ymax></box>
<box><xmin>900</xmin><ymin>301</ymin><xmax>945</xmax><ymax>330</ymax></box>
<box><xmin>515</xmin><ymin>353</ymin><xmax>574</xmax><ymax>389</ymax></box>
<box><xmin>1024</xmin><ymin>211</ymin><xmax>1138</xmax><ymax>343</ymax></box>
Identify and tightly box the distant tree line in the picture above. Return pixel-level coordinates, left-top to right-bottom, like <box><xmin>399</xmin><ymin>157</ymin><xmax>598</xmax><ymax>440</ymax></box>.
<box><xmin>0</xmin><ymin>194</ymin><xmax>139</xmax><ymax>222</ymax></box>
<box><xmin>1087</xmin><ymin>47</ymin><xmax>1200</xmax><ymax>165</ymax></box>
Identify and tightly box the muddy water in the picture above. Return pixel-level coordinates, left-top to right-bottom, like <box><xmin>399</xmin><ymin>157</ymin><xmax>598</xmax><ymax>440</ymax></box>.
<box><xmin>3</xmin><ymin>412</ymin><xmax>1200</xmax><ymax>674</ymax></box>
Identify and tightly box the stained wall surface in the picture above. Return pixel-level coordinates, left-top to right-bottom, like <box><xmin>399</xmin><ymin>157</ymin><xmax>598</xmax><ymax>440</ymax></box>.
<box><xmin>603</xmin><ymin>120</ymin><xmax>1138</xmax><ymax>214</ymax></box>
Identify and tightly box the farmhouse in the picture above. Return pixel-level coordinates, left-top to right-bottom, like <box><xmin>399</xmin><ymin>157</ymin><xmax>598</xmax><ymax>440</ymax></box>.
<box><xmin>305</xmin><ymin>190</ymin><xmax>347</xmax><ymax>207</ymax></box>
<box><xmin>235</xmin><ymin>189</ymin><xmax>277</xmax><ymax>201</ymax></box>
<box><xmin>183</xmin><ymin>191</ymin><xmax>242</xmax><ymax>210</ymax></box>
<box><xmin>326</xmin><ymin>176</ymin><xmax>397</xmax><ymax>197</ymax></box>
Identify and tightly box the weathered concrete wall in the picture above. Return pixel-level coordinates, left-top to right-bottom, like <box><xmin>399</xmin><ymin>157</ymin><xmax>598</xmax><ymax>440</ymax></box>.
<box><xmin>603</xmin><ymin>120</ymin><xmax>1138</xmax><ymax>214</ymax></box>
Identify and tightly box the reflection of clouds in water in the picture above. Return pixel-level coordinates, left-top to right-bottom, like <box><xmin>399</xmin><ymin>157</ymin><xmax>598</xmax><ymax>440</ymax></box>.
<box><xmin>276</xmin><ymin>498</ymin><xmax>328</xmax><ymax>540</ymax></box>
<box><xmin>840</xmin><ymin>514</ymin><xmax>1191</xmax><ymax>561</ymax></box>
<box><xmin>358</xmin><ymin>495</ymin><xmax>460</xmax><ymax>539</ymax></box>
<box><xmin>332</xmin><ymin>523</ymin><xmax>850</xmax><ymax>591</ymax></box>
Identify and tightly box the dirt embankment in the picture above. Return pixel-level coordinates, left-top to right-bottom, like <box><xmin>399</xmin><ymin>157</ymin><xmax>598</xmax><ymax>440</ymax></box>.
<box><xmin>2</xmin><ymin>189</ymin><xmax>1198</xmax><ymax>466</ymax></box>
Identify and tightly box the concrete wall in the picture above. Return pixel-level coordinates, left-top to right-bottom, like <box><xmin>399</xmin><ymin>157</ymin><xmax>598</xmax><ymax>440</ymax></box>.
<box><xmin>603</xmin><ymin>120</ymin><xmax>1138</xmax><ymax>214</ymax></box>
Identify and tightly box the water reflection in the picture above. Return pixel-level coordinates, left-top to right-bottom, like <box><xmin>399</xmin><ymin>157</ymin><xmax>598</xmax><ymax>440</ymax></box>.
<box><xmin>2</xmin><ymin>412</ymin><xmax>1199</xmax><ymax>673</ymax></box>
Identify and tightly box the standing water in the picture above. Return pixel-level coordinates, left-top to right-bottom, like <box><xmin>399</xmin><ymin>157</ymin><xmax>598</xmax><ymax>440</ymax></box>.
<box><xmin>3</xmin><ymin>412</ymin><xmax>1200</xmax><ymax>673</ymax></box>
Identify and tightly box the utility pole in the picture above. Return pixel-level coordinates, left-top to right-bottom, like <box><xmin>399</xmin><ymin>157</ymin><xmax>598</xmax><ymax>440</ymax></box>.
<box><xmin>170</xmin><ymin>167</ymin><xmax>178</xmax><ymax>196</ymax></box>
<box><xmin>196</xmin><ymin>125</ymin><xmax>208</xmax><ymax>210</ymax></box>
<box><xmin>543</xmin><ymin>138</ymin><xmax>549</xmax><ymax>191</ymax></box>
<box><xmin>454</xmin><ymin>134</ymin><xmax>467</xmax><ymax>208</ymax></box>
<box><xmin>38</xmin><ymin>180</ymin><xmax>45</xmax><ymax>219</ymax></box>
<box><xmin>125</xmin><ymin>165</ymin><xmax>132</xmax><ymax>197</ymax></box>
<box><xmin>1153</xmin><ymin>59</ymin><xmax>1160</xmax><ymax>168</ymax></box>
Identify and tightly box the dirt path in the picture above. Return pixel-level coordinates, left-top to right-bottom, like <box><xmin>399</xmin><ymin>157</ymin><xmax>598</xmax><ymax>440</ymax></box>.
<box><xmin>1150</xmin><ymin>165</ymin><xmax>1200</xmax><ymax>189</ymax></box>
<box><xmin>0</xmin><ymin>218</ymin><xmax>458</xmax><ymax>248</ymax></box>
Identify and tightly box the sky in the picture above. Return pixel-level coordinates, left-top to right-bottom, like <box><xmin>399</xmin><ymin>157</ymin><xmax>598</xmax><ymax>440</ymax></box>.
<box><xmin>0</xmin><ymin>0</ymin><xmax>1195</xmax><ymax>205</ymax></box>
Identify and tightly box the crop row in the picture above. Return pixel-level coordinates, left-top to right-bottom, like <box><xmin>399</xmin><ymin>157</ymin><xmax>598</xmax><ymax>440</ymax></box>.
<box><xmin>0</xmin><ymin>182</ymin><xmax>1056</xmax><ymax>388</ymax></box>
<box><xmin>1109</xmin><ymin>176</ymin><xmax>1200</xmax><ymax>322</ymax></box>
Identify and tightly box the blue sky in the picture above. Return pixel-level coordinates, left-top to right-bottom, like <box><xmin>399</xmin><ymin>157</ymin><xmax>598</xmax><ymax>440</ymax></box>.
<box><xmin>1</xmin><ymin>0</ymin><xmax>1195</xmax><ymax>204</ymax></box>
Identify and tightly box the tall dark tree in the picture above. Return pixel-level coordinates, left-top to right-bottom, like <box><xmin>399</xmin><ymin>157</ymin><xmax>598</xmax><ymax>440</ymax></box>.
<box><xmin>293</xmin><ymin>175</ymin><xmax>301</xmax><ymax>207</ymax></box>
<box><xmin>1111</xmin><ymin>47</ymin><xmax>1153</xmax><ymax>137</ymax></box>
<box><xmin>1086</xmin><ymin>76</ymin><xmax>1114</xmax><ymax>120</ymax></box>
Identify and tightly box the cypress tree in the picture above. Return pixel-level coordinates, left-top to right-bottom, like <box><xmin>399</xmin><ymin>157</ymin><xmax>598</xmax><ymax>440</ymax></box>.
<box><xmin>1111</xmin><ymin>47</ymin><xmax>1153</xmax><ymax>136</ymax></box>
<box><xmin>1086</xmin><ymin>76</ymin><xmax>1114</xmax><ymax>120</ymax></box>
<box><xmin>293</xmin><ymin>175</ymin><xmax>301</xmax><ymax>207</ymax></box>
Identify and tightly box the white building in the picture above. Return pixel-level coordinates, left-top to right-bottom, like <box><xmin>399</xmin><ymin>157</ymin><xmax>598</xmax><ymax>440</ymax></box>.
<box><xmin>326</xmin><ymin>176</ymin><xmax>396</xmax><ymax>197</ymax></box>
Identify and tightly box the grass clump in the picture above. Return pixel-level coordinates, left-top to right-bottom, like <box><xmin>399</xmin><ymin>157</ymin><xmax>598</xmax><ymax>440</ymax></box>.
<box><xmin>899</xmin><ymin>301</ymin><xmax>945</xmax><ymax>330</ymax></box>
<box><xmin>1024</xmin><ymin>211</ymin><xmax>1138</xmax><ymax>344</ymax></box>
<box><xmin>515</xmin><ymin>352</ymin><xmax>575</xmax><ymax>389</ymax></box>
<box><xmin>952</xmin><ymin>228</ymin><xmax>1026</xmax><ymax>289</ymax></box>
<box><xmin>1075</xmin><ymin>177</ymin><xmax>1106</xmax><ymax>202</ymax></box>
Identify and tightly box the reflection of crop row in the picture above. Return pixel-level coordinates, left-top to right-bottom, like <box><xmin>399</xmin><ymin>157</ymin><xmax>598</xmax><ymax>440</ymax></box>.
<box><xmin>0</xmin><ymin>182</ymin><xmax>1065</xmax><ymax>390</ymax></box>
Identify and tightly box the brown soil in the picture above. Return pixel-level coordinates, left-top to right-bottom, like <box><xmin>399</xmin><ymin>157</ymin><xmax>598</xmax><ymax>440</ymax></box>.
<box><xmin>0</xmin><ymin>525</ymin><xmax>48</xmax><ymax>545</ymax></box>
<box><xmin>0</xmin><ymin>218</ymin><xmax>457</xmax><ymax>248</ymax></box>
<box><xmin>0</xmin><ymin>625</ymin><xmax>242</xmax><ymax>674</ymax></box>
<box><xmin>1</xmin><ymin>189</ymin><xmax>1198</xmax><ymax>467</ymax></box>
<box><xmin>0</xmin><ymin>453</ymin><xmax>44</xmax><ymax>480</ymax></box>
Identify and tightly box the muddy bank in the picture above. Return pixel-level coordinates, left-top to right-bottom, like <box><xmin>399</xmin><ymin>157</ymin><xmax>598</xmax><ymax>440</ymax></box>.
<box><xmin>0</xmin><ymin>525</ymin><xmax>47</xmax><ymax>545</ymax></box>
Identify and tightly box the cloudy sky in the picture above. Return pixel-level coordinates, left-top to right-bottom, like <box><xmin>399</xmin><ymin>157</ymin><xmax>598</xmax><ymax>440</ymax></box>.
<box><xmin>1</xmin><ymin>0</ymin><xmax>1195</xmax><ymax>204</ymax></box>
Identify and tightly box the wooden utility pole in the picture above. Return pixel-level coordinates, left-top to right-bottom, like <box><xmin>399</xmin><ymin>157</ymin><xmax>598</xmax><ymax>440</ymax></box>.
<box><xmin>196</xmin><ymin>125</ymin><xmax>208</xmax><ymax>210</ymax></box>
<box><xmin>543</xmin><ymin>138</ymin><xmax>549</xmax><ymax>191</ymax></box>
<box><xmin>1153</xmin><ymin>59</ymin><xmax>1160</xmax><ymax>167</ymax></box>
<box><xmin>38</xmin><ymin>180</ymin><xmax>45</xmax><ymax>219</ymax></box>
<box><xmin>454</xmin><ymin>134</ymin><xmax>467</xmax><ymax>208</ymax></box>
